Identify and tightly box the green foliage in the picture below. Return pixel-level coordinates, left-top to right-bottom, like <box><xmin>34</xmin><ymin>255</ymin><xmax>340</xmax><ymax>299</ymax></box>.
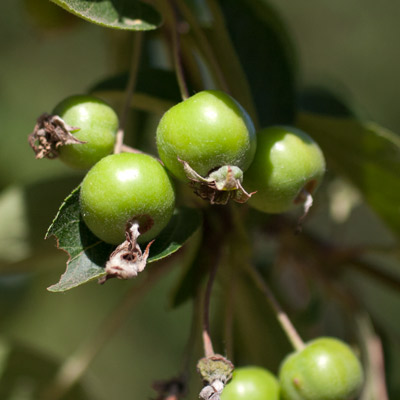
<box><xmin>50</xmin><ymin>0</ymin><xmax>161</xmax><ymax>30</ymax></box>
<box><xmin>46</xmin><ymin>187</ymin><xmax>114</xmax><ymax>291</ymax></box>
<box><xmin>46</xmin><ymin>187</ymin><xmax>202</xmax><ymax>291</ymax></box>
<box><xmin>298</xmin><ymin>113</ymin><xmax>400</xmax><ymax>237</ymax></box>
<box><xmin>219</xmin><ymin>0</ymin><xmax>297</xmax><ymax>126</ymax></box>
<box><xmin>2</xmin><ymin>0</ymin><xmax>400</xmax><ymax>399</ymax></box>
<box><xmin>90</xmin><ymin>68</ymin><xmax>182</xmax><ymax>113</ymax></box>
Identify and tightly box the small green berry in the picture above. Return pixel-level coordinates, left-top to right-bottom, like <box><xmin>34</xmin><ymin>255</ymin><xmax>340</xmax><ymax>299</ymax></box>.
<box><xmin>279</xmin><ymin>337</ymin><xmax>364</xmax><ymax>400</ymax></box>
<box><xmin>53</xmin><ymin>95</ymin><xmax>118</xmax><ymax>169</ymax></box>
<box><xmin>245</xmin><ymin>126</ymin><xmax>326</xmax><ymax>214</ymax></box>
<box><xmin>221</xmin><ymin>366</ymin><xmax>280</xmax><ymax>400</ymax></box>
<box><xmin>156</xmin><ymin>90</ymin><xmax>256</xmax><ymax>181</ymax></box>
<box><xmin>80</xmin><ymin>153</ymin><xmax>175</xmax><ymax>245</ymax></box>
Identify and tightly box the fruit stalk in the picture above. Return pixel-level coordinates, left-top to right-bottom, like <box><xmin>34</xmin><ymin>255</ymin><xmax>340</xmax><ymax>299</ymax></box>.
<box><xmin>246</xmin><ymin>263</ymin><xmax>305</xmax><ymax>351</ymax></box>
<box><xmin>173</xmin><ymin>0</ymin><xmax>230</xmax><ymax>93</ymax></box>
<box><xmin>204</xmin><ymin>0</ymin><xmax>259</xmax><ymax>126</ymax></box>
<box><xmin>202</xmin><ymin>249</ymin><xmax>220</xmax><ymax>358</ymax></box>
<box><xmin>161</xmin><ymin>0</ymin><xmax>190</xmax><ymax>100</ymax></box>
<box><xmin>114</xmin><ymin>31</ymin><xmax>143</xmax><ymax>154</ymax></box>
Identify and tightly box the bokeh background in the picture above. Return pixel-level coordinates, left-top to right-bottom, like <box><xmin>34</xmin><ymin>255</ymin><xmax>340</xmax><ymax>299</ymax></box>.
<box><xmin>0</xmin><ymin>0</ymin><xmax>399</xmax><ymax>399</ymax></box>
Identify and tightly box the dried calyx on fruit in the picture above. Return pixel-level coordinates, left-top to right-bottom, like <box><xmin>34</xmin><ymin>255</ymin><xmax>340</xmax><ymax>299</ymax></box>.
<box><xmin>29</xmin><ymin>94</ymin><xmax>118</xmax><ymax>169</ymax></box>
<box><xmin>28</xmin><ymin>113</ymin><xmax>84</xmax><ymax>159</ymax></box>
<box><xmin>79</xmin><ymin>153</ymin><xmax>176</xmax><ymax>283</ymax></box>
<box><xmin>197</xmin><ymin>355</ymin><xmax>234</xmax><ymax>400</ymax></box>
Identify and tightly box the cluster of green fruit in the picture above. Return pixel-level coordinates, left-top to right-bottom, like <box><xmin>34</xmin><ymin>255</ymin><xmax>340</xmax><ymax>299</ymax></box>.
<box><xmin>33</xmin><ymin>92</ymin><xmax>364</xmax><ymax>399</ymax></box>
<box><xmin>42</xmin><ymin>90</ymin><xmax>325</xmax><ymax>246</ymax></box>
<box><xmin>222</xmin><ymin>338</ymin><xmax>364</xmax><ymax>400</ymax></box>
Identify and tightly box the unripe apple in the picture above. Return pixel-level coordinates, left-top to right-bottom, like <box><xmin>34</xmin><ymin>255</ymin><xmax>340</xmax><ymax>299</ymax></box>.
<box><xmin>279</xmin><ymin>337</ymin><xmax>364</xmax><ymax>400</ymax></box>
<box><xmin>245</xmin><ymin>126</ymin><xmax>325</xmax><ymax>214</ymax></box>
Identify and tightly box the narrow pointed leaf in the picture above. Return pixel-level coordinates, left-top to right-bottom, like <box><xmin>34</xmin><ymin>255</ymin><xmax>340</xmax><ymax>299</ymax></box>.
<box><xmin>218</xmin><ymin>0</ymin><xmax>297</xmax><ymax>126</ymax></box>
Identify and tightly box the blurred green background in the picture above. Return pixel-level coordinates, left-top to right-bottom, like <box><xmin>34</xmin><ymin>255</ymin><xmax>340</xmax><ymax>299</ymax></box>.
<box><xmin>0</xmin><ymin>0</ymin><xmax>399</xmax><ymax>399</ymax></box>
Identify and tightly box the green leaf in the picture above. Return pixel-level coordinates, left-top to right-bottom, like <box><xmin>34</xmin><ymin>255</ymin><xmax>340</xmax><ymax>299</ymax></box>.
<box><xmin>148</xmin><ymin>207</ymin><xmax>202</xmax><ymax>263</ymax></box>
<box><xmin>298</xmin><ymin>86</ymin><xmax>355</xmax><ymax>118</ymax></box>
<box><xmin>219</xmin><ymin>0</ymin><xmax>297</xmax><ymax>126</ymax></box>
<box><xmin>0</xmin><ymin>339</ymin><xmax>91</xmax><ymax>399</ymax></box>
<box><xmin>297</xmin><ymin>112</ymin><xmax>400</xmax><ymax>236</ymax></box>
<box><xmin>91</xmin><ymin>68</ymin><xmax>182</xmax><ymax>114</ymax></box>
<box><xmin>46</xmin><ymin>187</ymin><xmax>113</xmax><ymax>292</ymax></box>
<box><xmin>50</xmin><ymin>0</ymin><xmax>161</xmax><ymax>30</ymax></box>
<box><xmin>46</xmin><ymin>187</ymin><xmax>202</xmax><ymax>292</ymax></box>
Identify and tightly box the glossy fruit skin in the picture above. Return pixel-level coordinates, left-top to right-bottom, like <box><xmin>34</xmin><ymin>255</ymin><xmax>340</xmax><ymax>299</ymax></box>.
<box><xmin>53</xmin><ymin>95</ymin><xmax>118</xmax><ymax>169</ymax></box>
<box><xmin>221</xmin><ymin>366</ymin><xmax>280</xmax><ymax>400</ymax></box>
<box><xmin>156</xmin><ymin>90</ymin><xmax>256</xmax><ymax>181</ymax></box>
<box><xmin>279</xmin><ymin>337</ymin><xmax>364</xmax><ymax>400</ymax></box>
<box><xmin>80</xmin><ymin>153</ymin><xmax>175</xmax><ymax>245</ymax></box>
<box><xmin>245</xmin><ymin>126</ymin><xmax>325</xmax><ymax>213</ymax></box>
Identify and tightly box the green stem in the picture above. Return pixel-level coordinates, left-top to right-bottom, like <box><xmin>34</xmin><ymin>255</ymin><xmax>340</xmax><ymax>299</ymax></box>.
<box><xmin>114</xmin><ymin>32</ymin><xmax>144</xmax><ymax>154</ymax></box>
<box><xmin>202</xmin><ymin>257</ymin><xmax>219</xmax><ymax>358</ymax></box>
<box><xmin>161</xmin><ymin>0</ymin><xmax>190</xmax><ymax>100</ymax></box>
<box><xmin>180</xmin><ymin>290</ymin><xmax>202</xmax><ymax>380</ymax></box>
<box><xmin>245</xmin><ymin>263</ymin><xmax>305</xmax><ymax>352</ymax></box>
<box><xmin>228</xmin><ymin>205</ymin><xmax>305</xmax><ymax>352</ymax></box>
<box><xmin>41</xmin><ymin>263</ymin><xmax>172</xmax><ymax>400</ymax></box>
<box><xmin>356</xmin><ymin>313</ymin><xmax>389</xmax><ymax>400</ymax></box>
<box><xmin>174</xmin><ymin>0</ymin><xmax>230</xmax><ymax>93</ymax></box>
<box><xmin>205</xmin><ymin>0</ymin><xmax>259</xmax><ymax>127</ymax></box>
<box><xmin>223</xmin><ymin>267</ymin><xmax>235</xmax><ymax>361</ymax></box>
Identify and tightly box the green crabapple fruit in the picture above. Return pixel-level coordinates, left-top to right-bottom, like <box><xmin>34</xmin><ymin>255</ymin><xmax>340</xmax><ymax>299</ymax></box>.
<box><xmin>80</xmin><ymin>153</ymin><xmax>175</xmax><ymax>245</ymax></box>
<box><xmin>279</xmin><ymin>337</ymin><xmax>364</xmax><ymax>400</ymax></box>
<box><xmin>221</xmin><ymin>366</ymin><xmax>280</xmax><ymax>400</ymax></box>
<box><xmin>156</xmin><ymin>90</ymin><xmax>256</xmax><ymax>181</ymax></box>
<box><xmin>245</xmin><ymin>126</ymin><xmax>326</xmax><ymax>214</ymax></box>
<box><xmin>53</xmin><ymin>95</ymin><xmax>119</xmax><ymax>169</ymax></box>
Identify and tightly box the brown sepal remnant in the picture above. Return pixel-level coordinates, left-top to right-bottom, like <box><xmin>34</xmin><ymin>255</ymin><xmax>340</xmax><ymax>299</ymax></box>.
<box><xmin>98</xmin><ymin>222</ymin><xmax>154</xmax><ymax>284</ymax></box>
<box><xmin>28</xmin><ymin>112</ymin><xmax>84</xmax><ymax>159</ymax></box>
<box><xmin>197</xmin><ymin>355</ymin><xmax>234</xmax><ymax>400</ymax></box>
<box><xmin>179</xmin><ymin>158</ymin><xmax>255</xmax><ymax>205</ymax></box>
<box><xmin>152</xmin><ymin>377</ymin><xmax>186</xmax><ymax>400</ymax></box>
<box><xmin>295</xmin><ymin>189</ymin><xmax>314</xmax><ymax>234</ymax></box>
